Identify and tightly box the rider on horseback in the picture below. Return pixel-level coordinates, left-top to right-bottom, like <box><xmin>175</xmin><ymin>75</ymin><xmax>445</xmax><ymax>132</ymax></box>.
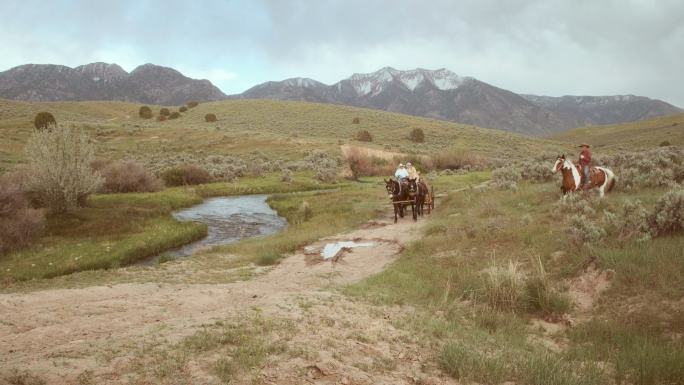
<box><xmin>579</xmin><ymin>143</ymin><xmax>592</xmax><ymax>191</ymax></box>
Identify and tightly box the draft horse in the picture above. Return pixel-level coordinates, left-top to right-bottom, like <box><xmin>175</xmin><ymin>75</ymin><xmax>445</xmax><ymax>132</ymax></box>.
<box><xmin>407</xmin><ymin>178</ymin><xmax>434</xmax><ymax>216</ymax></box>
<box><xmin>384</xmin><ymin>178</ymin><xmax>417</xmax><ymax>223</ymax></box>
<box><xmin>551</xmin><ymin>154</ymin><xmax>616</xmax><ymax>198</ymax></box>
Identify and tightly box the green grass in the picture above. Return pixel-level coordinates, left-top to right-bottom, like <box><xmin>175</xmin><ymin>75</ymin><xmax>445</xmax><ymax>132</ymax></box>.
<box><xmin>347</xmin><ymin>179</ymin><xmax>684</xmax><ymax>385</ymax></box>
<box><xmin>551</xmin><ymin>113</ymin><xmax>684</xmax><ymax>150</ymax></box>
<box><xmin>0</xmin><ymin>172</ymin><xmax>345</xmax><ymax>283</ymax></box>
<box><xmin>0</xmin><ymin>98</ymin><xmax>565</xmax><ymax>174</ymax></box>
<box><xmin>219</xmin><ymin>177</ymin><xmax>388</xmax><ymax>265</ymax></box>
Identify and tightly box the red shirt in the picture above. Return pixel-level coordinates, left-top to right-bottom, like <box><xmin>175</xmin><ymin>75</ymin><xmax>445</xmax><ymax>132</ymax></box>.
<box><xmin>580</xmin><ymin>148</ymin><xmax>592</xmax><ymax>165</ymax></box>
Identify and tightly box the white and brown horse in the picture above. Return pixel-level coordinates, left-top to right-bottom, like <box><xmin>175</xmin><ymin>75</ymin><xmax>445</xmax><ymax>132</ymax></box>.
<box><xmin>551</xmin><ymin>155</ymin><xmax>616</xmax><ymax>198</ymax></box>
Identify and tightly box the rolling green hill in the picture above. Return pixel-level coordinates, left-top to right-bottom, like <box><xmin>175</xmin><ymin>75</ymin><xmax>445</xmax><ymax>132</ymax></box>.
<box><xmin>550</xmin><ymin>113</ymin><xmax>684</xmax><ymax>150</ymax></box>
<box><xmin>0</xmin><ymin>98</ymin><xmax>565</xmax><ymax>173</ymax></box>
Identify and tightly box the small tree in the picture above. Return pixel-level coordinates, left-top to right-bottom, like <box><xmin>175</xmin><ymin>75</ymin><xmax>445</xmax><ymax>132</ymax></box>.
<box><xmin>160</xmin><ymin>108</ymin><xmax>171</xmax><ymax>117</ymax></box>
<box><xmin>352</xmin><ymin>117</ymin><xmax>360</xmax><ymax>124</ymax></box>
<box><xmin>25</xmin><ymin>125</ymin><xmax>103</xmax><ymax>212</ymax></box>
<box><xmin>168</xmin><ymin>111</ymin><xmax>181</xmax><ymax>120</ymax></box>
<box><xmin>34</xmin><ymin>112</ymin><xmax>56</xmax><ymax>131</ymax></box>
<box><xmin>356</xmin><ymin>129</ymin><xmax>373</xmax><ymax>142</ymax></box>
<box><xmin>205</xmin><ymin>113</ymin><xmax>217</xmax><ymax>122</ymax></box>
<box><xmin>409</xmin><ymin>128</ymin><xmax>425</xmax><ymax>143</ymax></box>
<box><xmin>187</xmin><ymin>101</ymin><xmax>199</xmax><ymax>108</ymax></box>
<box><xmin>138</xmin><ymin>106</ymin><xmax>153</xmax><ymax>119</ymax></box>
<box><xmin>179</xmin><ymin>106</ymin><xmax>188</xmax><ymax>113</ymax></box>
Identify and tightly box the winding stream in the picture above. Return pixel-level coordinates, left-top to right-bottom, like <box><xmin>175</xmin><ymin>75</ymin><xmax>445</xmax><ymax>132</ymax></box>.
<box><xmin>142</xmin><ymin>194</ymin><xmax>287</xmax><ymax>264</ymax></box>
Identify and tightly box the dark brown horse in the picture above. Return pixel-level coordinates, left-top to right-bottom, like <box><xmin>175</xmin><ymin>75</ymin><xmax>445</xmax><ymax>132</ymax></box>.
<box><xmin>408</xmin><ymin>178</ymin><xmax>432</xmax><ymax>217</ymax></box>
<box><xmin>384</xmin><ymin>178</ymin><xmax>417</xmax><ymax>222</ymax></box>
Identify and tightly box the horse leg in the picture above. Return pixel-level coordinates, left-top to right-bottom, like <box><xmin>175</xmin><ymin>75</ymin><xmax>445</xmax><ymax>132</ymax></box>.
<box><xmin>412</xmin><ymin>203</ymin><xmax>417</xmax><ymax>221</ymax></box>
<box><xmin>393</xmin><ymin>203</ymin><xmax>398</xmax><ymax>223</ymax></box>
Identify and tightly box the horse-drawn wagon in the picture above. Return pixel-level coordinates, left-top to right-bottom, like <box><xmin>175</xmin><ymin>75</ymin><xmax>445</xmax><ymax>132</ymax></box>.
<box><xmin>384</xmin><ymin>178</ymin><xmax>434</xmax><ymax>222</ymax></box>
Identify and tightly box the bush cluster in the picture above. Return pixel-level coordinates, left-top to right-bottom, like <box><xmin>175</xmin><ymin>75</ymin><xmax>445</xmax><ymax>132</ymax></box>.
<box><xmin>205</xmin><ymin>113</ymin><xmax>217</xmax><ymax>122</ymax></box>
<box><xmin>649</xmin><ymin>187</ymin><xmax>684</xmax><ymax>236</ymax></box>
<box><xmin>168</xmin><ymin>111</ymin><xmax>181</xmax><ymax>120</ymax></box>
<box><xmin>179</xmin><ymin>106</ymin><xmax>188</xmax><ymax>113</ymax></box>
<box><xmin>159</xmin><ymin>108</ymin><xmax>171</xmax><ymax>117</ymax></box>
<box><xmin>187</xmin><ymin>101</ymin><xmax>199</xmax><ymax>108</ymax></box>
<box><xmin>25</xmin><ymin>125</ymin><xmax>103</xmax><ymax>212</ymax></box>
<box><xmin>161</xmin><ymin>164</ymin><xmax>213</xmax><ymax>186</ymax></box>
<box><xmin>100</xmin><ymin>161</ymin><xmax>162</xmax><ymax>193</ymax></box>
<box><xmin>33</xmin><ymin>112</ymin><xmax>56</xmax><ymax>130</ymax></box>
<box><xmin>519</xmin><ymin>161</ymin><xmax>554</xmax><ymax>183</ymax></box>
<box><xmin>0</xmin><ymin>177</ymin><xmax>44</xmax><ymax>255</ymax></box>
<box><xmin>598</xmin><ymin>147</ymin><xmax>684</xmax><ymax>191</ymax></box>
<box><xmin>352</xmin><ymin>117</ymin><xmax>360</xmax><ymax>124</ymax></box>
<box><xmin>138</xmin><ymin>106</ymin><xmax>153</xmax><ymax>119</ymax></box>
<box><xmin>409</xmin><ymin>128</ymin><xmax>425</xmax><ymax>143</ymax></box>
<box><xmin>356</xmin><ymin>129</ymin><xmax>372</xmax><ymax>142</ymax></box>
<box><xmin>491</xmin><ymin>168</ymin><xmax>521</xmax><ymax>191</ymax></box>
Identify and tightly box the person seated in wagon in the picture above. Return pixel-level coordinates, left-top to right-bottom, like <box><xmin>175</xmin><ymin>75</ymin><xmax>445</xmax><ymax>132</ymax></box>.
<box><xmin>406</xmin><ymin>162</ymin><xmax>419</xmax><ymax>182</ymax></box>
<box><xmin>394</xmin><ymin>163</ymin><xmax>409</xmax><ymax>181</ymax></box>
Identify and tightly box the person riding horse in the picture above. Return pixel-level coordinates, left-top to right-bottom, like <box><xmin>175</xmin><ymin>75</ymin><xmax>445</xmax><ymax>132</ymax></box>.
<box><xmin>579</xmin><ymin>143</ymin><xmax>592</xmax><ymax>191</ymax></box>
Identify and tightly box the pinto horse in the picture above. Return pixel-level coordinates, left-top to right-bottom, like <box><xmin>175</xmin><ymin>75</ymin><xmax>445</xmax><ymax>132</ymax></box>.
<box><xmin>551</xmin><ymin>154</ymin><xmax>616</xmax><ymax>198</ymax></box>
<box><xmin>384</xmin><ymin>178</ymin><xmax>417</xmax><ymax>223</ymax></box>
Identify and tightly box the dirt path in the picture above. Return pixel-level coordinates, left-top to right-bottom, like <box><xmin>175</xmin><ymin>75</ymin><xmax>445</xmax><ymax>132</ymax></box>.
<box><xmin>0</xmin><ymin>211</ymin><xmax>455</xmax><ymax>384</ymax></box>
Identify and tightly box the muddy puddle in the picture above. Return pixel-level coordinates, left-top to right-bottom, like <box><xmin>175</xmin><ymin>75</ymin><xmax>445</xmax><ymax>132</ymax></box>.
<box><xmin>141</xmin><ymin>195</ymin><xmax>287</xmax><ymax>264</ymax></box>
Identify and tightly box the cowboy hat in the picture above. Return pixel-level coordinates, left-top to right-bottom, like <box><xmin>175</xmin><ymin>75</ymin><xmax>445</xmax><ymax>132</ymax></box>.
<box><xmin>578</xmin><ymin>143</ymin><xmax>590</xmax><ymax>148</ymax></box>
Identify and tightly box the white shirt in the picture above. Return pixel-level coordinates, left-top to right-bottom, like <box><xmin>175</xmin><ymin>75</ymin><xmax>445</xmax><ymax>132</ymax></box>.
<box><xmin>395</xmin><ymin>168</ymin><xmax>409</xmax><ymax>179</ymax></box>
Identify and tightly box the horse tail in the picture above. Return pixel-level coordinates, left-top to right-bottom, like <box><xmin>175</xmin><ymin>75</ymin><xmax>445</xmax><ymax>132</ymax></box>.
<box><xmin>599</xmin><ymin>167</ymin><xmax>616</xmax><ymax>193</ymax></box>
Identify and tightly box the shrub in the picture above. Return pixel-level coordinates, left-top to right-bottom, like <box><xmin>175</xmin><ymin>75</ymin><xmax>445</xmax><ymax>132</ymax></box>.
<box><xmin>161</xmin><ymin>164</ymin><xmax>212</xmax><ymax>186</ymax></box>
<box><xmin>567</xmin><ymin>214</ymin><xmax>606</xmax><ymax>247</ymax></box>
<box><xmin>607</xmin><ymin>199</ymin><xmax>650</xmax><ymax>241</ymax></box>
<box><xmin>33</xmin><ymin>112</ymin><xmax>56</xmax><ymax>131</ymax></box>
<box><xmin>179</xmin><ymin>106</ymin><xmax>188</xmax><ymax>113</ymax></box>
<box><xmin>157</xmin><ymin>115</ymin><xmax>167</xmax><ymax>122</ymax></box>
<box><xmin>168</xmin><ymin>111</ymin><xmax>181</xmax><ymax>120</ymax></box>
<box><xmin>281</xmin><ymin>169</ymin><xmax>293</xmax><ymax>184</ymax></box>
<box><xmin>25</xmin><ymin>125</ymin><xmax>103</xmax><ymax>212</ymax></box>
<box><xmin>648</xmin><ymin>187</ymin><xmax>684</xmax><ymax>236</ymax></box>
<box><xmin>409</xmin><ymin>128</ymin><xmax>425</xmax><ymax>143</ymax></box>
<box><xmin>520</xmin><ymin>161</ymin><xmax>554</xmax><ymax>183</ymax></box>
<box><xmin>0</xmin><ymin>178</ymin><xmax>44</xmax><ymax>254</ymax></box>
<box><xmin>100</xmin><ymin>161</ymin><xmax>162</xmax><ymax>193</ymax></box>
<box><xmin>352</xmin><ymin>117</ymin><xmax>360</xmax><ymax>124</ymax></box>
<box><xmin>159</xmin><ymin>108</ymin><xmax>171</xmax><ymax>116</ymax></box>
<box><xmin>205</xmin><ymin>113</ymin><xmax>217</xmax><ymax>122</ymax></box>
<box><xmin>553</xmin><ymin>193</ymin><xmax>596</xmax><ymax>216</ymax></box>
<box><xmin>187</xmin><ymin>101</ymin><xmax>199</xmax><ymax>108</ymax></box>
<box><xmin>427</xmin><ymin>151</ymin><xmax>484</xmax><ymax>171</ymax></box>
<box><xmin>491</xmin><ymin>167</ymin><xmax>521</xmax><ymax>191</ymax></box>
<box><xmin>249</xmin><ymin>159</ymin><xmax>264</xmax><ymax>177</ymax></box>
<box><xmin>138</xmin><ymin>106</ymin><xmax>153</xmax><ymax>119</ymax></box>
<box><xmin>297</xmin><ymin>201</ymin><xmax>313</xmax><ymax>223</ymax></box>
<box><xmin>660</xmin><ymin>140</ymin><xmax>671</xmax><ymax>147</ymax></box>
<box><xmin>355</xmin><ymin>129</ymin><xmax>372</xmax><ymax>142</ymax></box>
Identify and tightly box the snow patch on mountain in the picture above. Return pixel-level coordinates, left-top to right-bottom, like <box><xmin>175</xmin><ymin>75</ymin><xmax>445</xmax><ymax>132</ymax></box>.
<box><xmin>343</xmin><ymin>67</ymin><xmax>467</xmax><ymax>95</ymax></box>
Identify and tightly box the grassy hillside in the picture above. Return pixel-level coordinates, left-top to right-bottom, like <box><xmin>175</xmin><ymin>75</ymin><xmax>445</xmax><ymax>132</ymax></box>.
<box><xmin>0</xmin><ymin>98</ymin><xmax>565</xmax><ymax>173</ymax></box>
<box><xmin>551</xmin><ymin>113</ymin><xmax>684</xmax><ymax>150</ymax></box>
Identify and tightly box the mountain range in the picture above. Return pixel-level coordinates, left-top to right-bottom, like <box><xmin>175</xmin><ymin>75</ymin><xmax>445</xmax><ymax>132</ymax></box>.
<box><xmin>0</xmin><ymin>63</ymin><xmax>680</xmax><ymax>135</ymax></box>
<box><xmin>0</xmin><ymin>63</ymin><xmax>226</xmax><ymax>105</ymax></box>
<box><xmin>235</xmin><ymin>67</ymin><xmax>682</xmax><ymax>135</ymax></box>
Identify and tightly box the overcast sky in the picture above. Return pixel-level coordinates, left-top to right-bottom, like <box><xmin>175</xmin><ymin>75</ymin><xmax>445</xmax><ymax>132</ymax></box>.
<box><xmin>1</xmin><ymin>0</ymin><xmax>682</xmax><ymax>106</ymax></box>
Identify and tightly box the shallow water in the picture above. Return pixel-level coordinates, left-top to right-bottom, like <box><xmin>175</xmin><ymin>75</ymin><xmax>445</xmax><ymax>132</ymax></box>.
<box><xmin>141</xmin><ymin>195</ymin><xmax>287</xmax><ymax>264</ymax></box>
<box><xmin>318</xmin><ymin>241</ymin><xmax>376</xmax><ymax>260</ymax></box>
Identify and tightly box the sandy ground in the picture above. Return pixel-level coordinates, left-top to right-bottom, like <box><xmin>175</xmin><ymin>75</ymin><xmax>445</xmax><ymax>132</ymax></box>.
<box><xmin>0</xmin><ymin>211</ymin><xmax>456</xmax><ymax>384</ymax></box>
